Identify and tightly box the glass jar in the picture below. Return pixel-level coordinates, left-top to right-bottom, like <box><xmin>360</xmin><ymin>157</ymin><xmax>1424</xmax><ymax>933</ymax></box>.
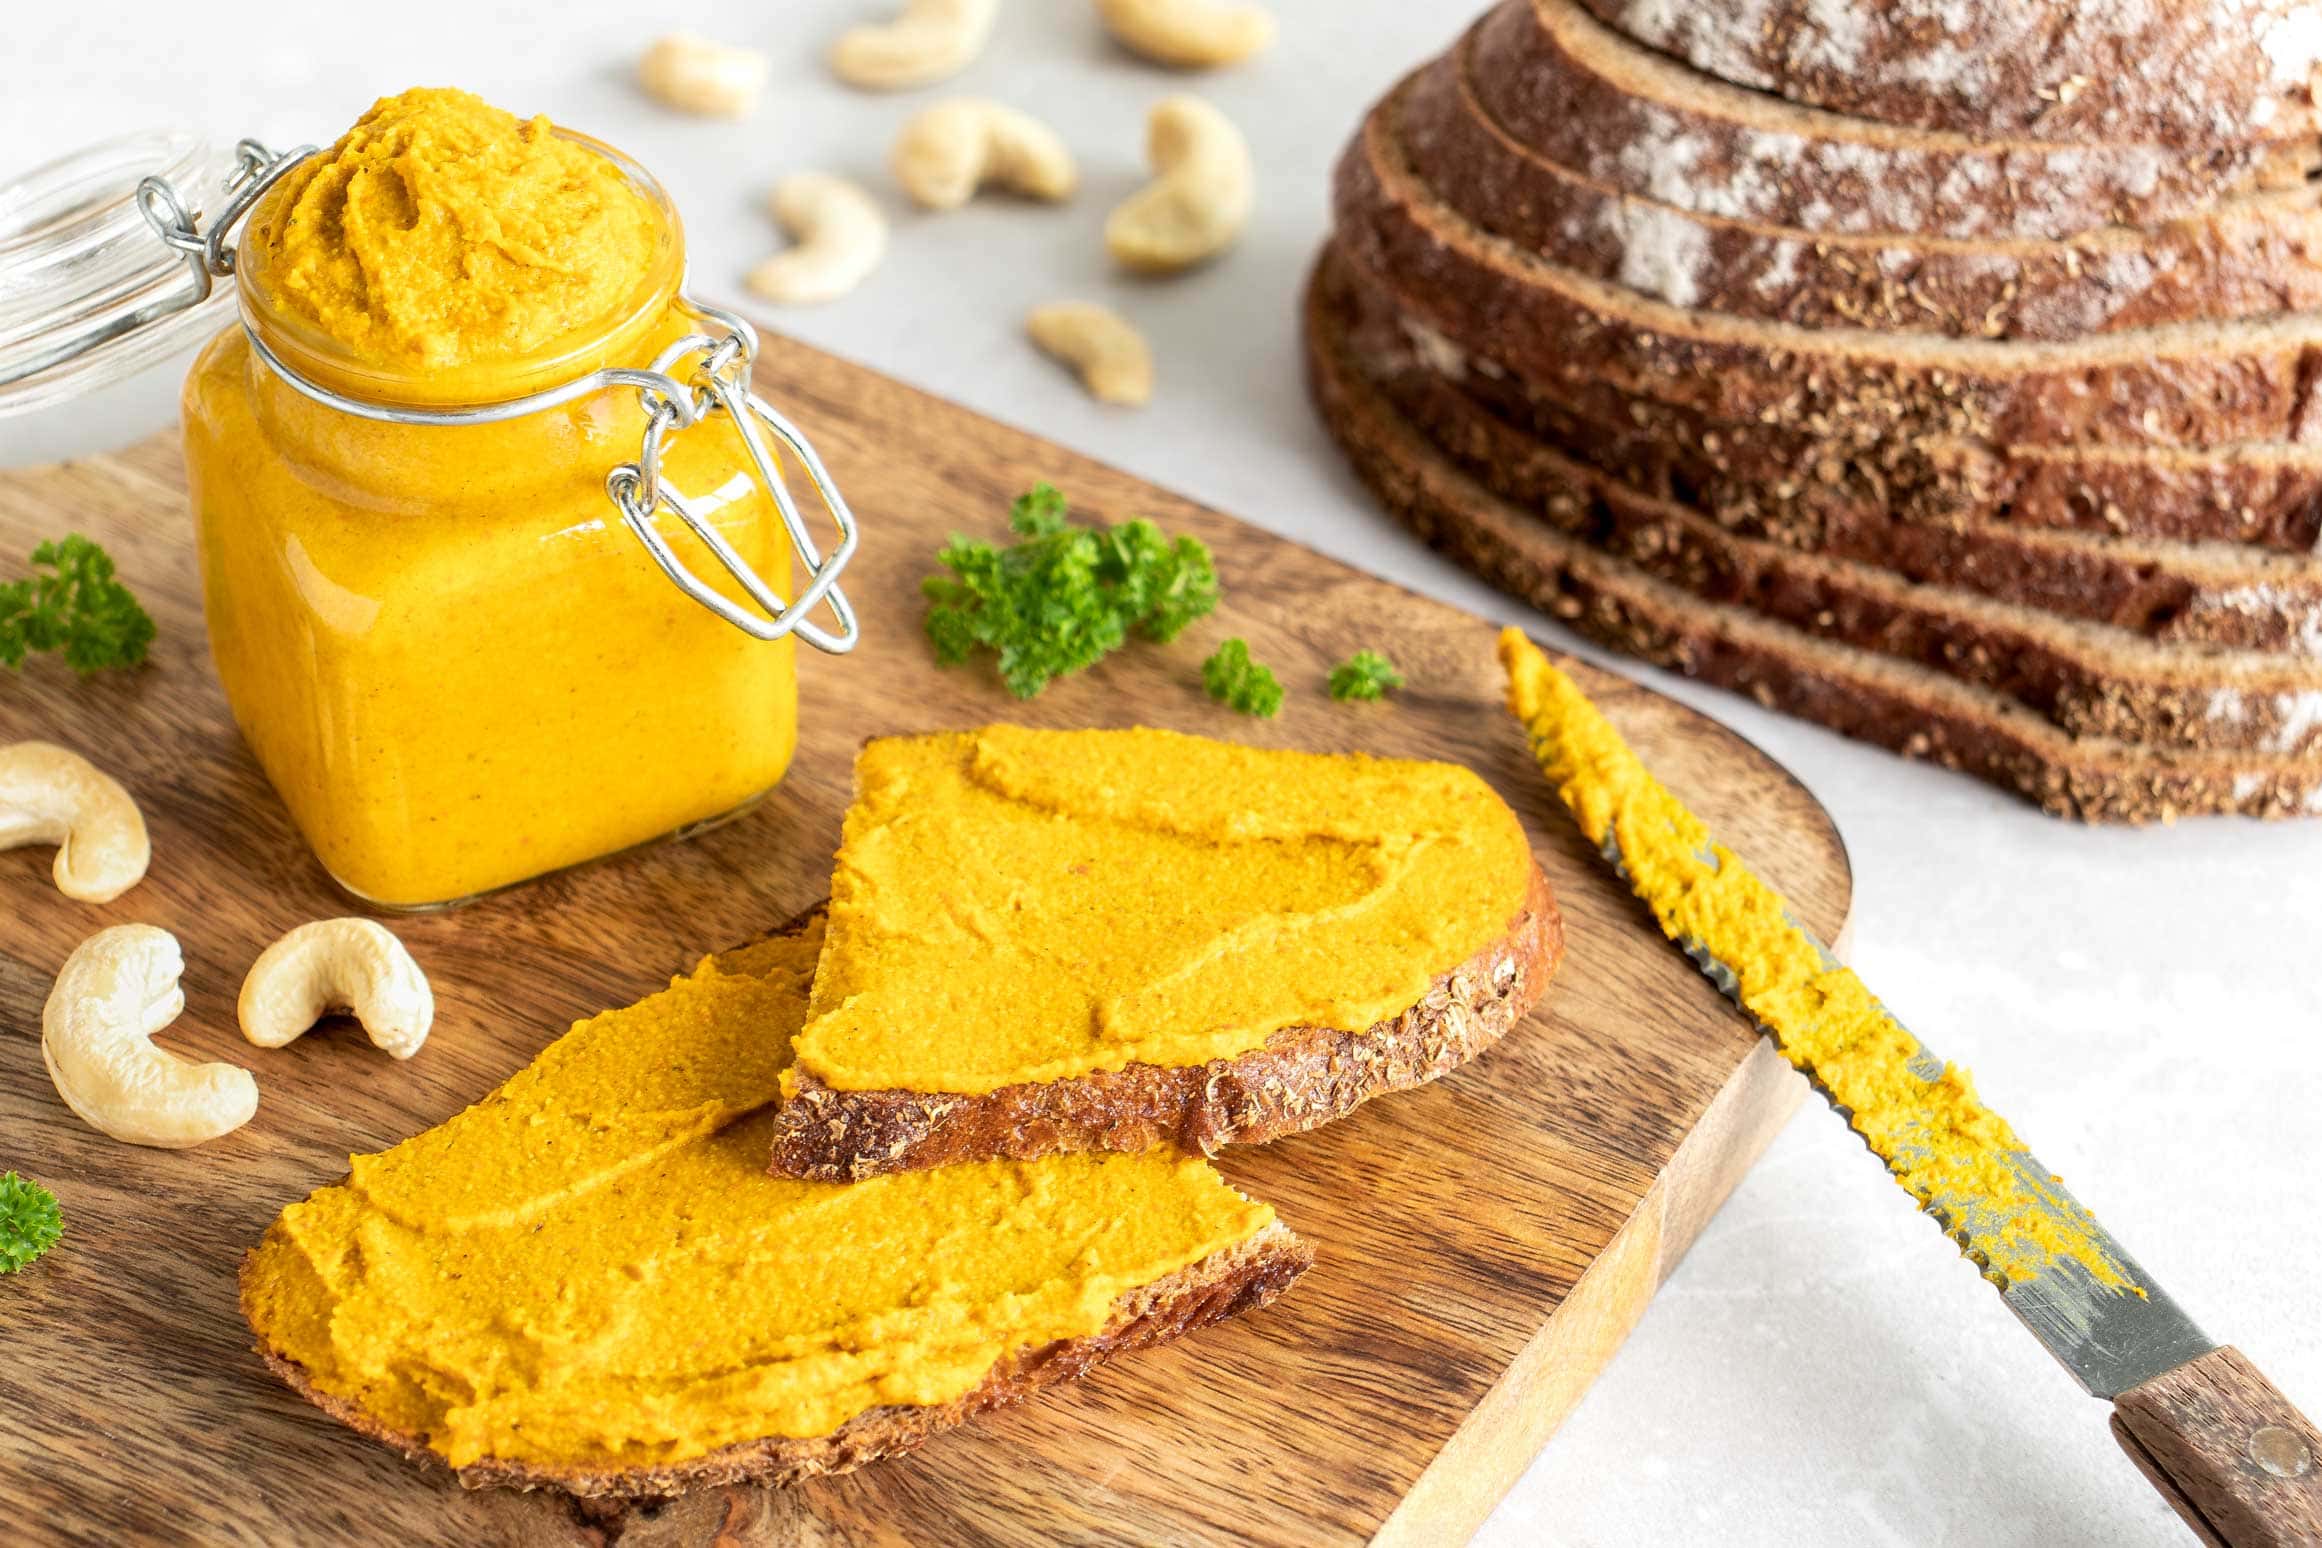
<box><xmin>4</xmin><ymin>130</ymin><xmax>858</xmax><ymax>910</ymax></box>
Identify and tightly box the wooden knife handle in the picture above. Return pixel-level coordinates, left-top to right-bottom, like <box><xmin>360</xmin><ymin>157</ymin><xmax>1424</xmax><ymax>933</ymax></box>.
<box><xmin>2112</xmin><ymin>1347</ymin><xmax>2322</xmax><ymax>1547</ymax></box>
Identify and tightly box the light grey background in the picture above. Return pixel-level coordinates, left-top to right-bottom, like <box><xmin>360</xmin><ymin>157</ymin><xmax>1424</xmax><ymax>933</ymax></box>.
<box><xmin>5</xmin><ymin>3</ymin><xmax>2318</xmax><ymax>1543</ymax></box>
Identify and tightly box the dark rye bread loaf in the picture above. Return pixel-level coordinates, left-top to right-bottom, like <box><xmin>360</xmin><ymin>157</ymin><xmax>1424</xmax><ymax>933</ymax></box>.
<box><xmin>1459</xmin><ymin>0</ymin><xmax>2316</xmax><ymax>243</ymax></box>
<box><xmin>1349</xmin><ymin>295</ymin><xmax>2322</xmax><ymax>659</ymax></box>
<box><xmin>1332</xmin><ymin>282</ymin><xmax>2322</xmax><ymax>757</ymax></box>
<box><xmin>1572</xmin><ymin>0</ymin><xmax>2322</xmax><ymax>146</ymax></box>
<box><xmin>1388</xmin><ymin>64</ymin><xmax>2322</xmax><ymax>341</ymax></box>
<box><xmin>1331</xmin><ymin>173</ymin><xmax>2322</xmax><ymax>526</ymax></box>
<box><xmin>1327</xmin><ymin>145</ymin><xmax>2322</xmax><ymax>452</ymax></box>
<box><xmin>770</xmin><ymin>866</ymin><xmax>1561</xmax><ymax>1181</ymax></box>
<box><xmin>251</xmin><ymin>1218</ymin><xmax>1309</xmax><ymax>1498</ymax></box>
<box><xmin>1304</xmin><ymin>265</ymin><xmax>2322</xmax><ymax>821</ymax></box>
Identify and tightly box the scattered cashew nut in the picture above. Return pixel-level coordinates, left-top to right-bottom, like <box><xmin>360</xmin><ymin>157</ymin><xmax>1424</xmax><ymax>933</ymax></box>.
<box><xmin>43</xmin><ymin>926</ymin><xmax>257</xmax><ymax>1149</ymax></box>
<box><xmin>0</xmin><ymin>741</ymin><xmax>149</xmax><ymax>904</ymax></box>
<box><xmin>1096</xmin><ymin>0</ymin><xmax>1276</xmax><ymax>67</ymax></box>
<box><xmin>1104</xmin><ymin>96</ymin><xmax>1253</xmax><ymax>273</ymax></box>
<box><xmin>891</xmin><ymin>99</ymin><xmax>1078</xmax><ymax>209</ymax></box>
<box><xmin>638</xmin><ymin>33</ymin><xmax>771</xmax><ymax>119</ymax></box>
<box><xmin>1028</xmin><ymin>303</ymin><xmax>1154</xmax><ymax>406</ymax></box>
<box><xmin>239</xmin><ymin>919</ymin><xmax>434</xmax><ymax>1061</ymax></box>
<box><xmin>748</xmin><ymin>175</ymin><xmax>891</xmax><ymax>306</ymax></box>
<box><xmin>829</xmin><ymin>0</ymin><xmax>1000</xmax><ymax>90</ymax></box>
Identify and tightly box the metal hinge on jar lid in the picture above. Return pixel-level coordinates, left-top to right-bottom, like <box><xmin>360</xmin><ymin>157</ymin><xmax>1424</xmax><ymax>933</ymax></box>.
<box><xmin>1</xmin><ymin>136</ymin><xmax>860</xmax><ymax>654</ymax></box>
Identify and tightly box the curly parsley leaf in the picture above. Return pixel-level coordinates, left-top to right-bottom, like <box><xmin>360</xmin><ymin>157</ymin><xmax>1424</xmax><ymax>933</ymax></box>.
<box><xmin>1201</xmin><ymin>637</ymin><xmax>1283</xmax><ymax>718</ymax></box>
<box><xmin>1328</xmin><ymin>649</ymin><xmax>1405</xmax><ymax>702</ymax></box>
<box><xmin>0</xmin><ymin>535</ymin><xmax>155</xmax><ymax>676</ymax></box>
<box><xmin>0</xmin><ymin>1172</ymin><xmax>62</xmax><ymax>1275</ymax></box>
<box><xmin>923</xmin><ymin>483</ymin><xmax>1220</xmax><ymax>698</ymax></box>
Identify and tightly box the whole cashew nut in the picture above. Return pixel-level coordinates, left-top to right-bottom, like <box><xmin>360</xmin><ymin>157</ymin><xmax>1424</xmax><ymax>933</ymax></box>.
<box><xmin>239</xmin><ymin>919</ymin><xmax>434</xmax><ymax>1061</ymax></box>
<box><xmin>638</xmin><ymin>33</ymin><xmax>772</xmax><ymax>119</ymax></box>
<box><xmin>829</xmin><ymin>0</ymin><xmax>1000</xmax><ymax>90</ymax></box>
<box><xmin>891</xmin><ymin>100</ymin><xmax>1078</xmax><ymax>209</ymax></box>
<box><xmin>747</xmin><ymin>175</ymin><xmax>891</xmax><ymax>306</ymax></box>
<box><xmin>1096</xmin><ymin>0</ymin><xmax>1276</xmax><ymax>67</ymax></box>
<box><xmin>1104</xmin><ymin>96</ymin><xmax>1253</xmax><ymax>273</ymax></box>
<box><xmin>1027</xmin><ymin>303</ymin><xmax>1154</xmax><ymax>405</ymax></box>
<box><xmin>0</xmin><ymin>741</ymin><xmax>149</xmax><ymax>904</ymax></box>
<box><xmin>43</xmin><ymin>926</ymin><xmax>258</xmax><ymax>1149</ymax></box>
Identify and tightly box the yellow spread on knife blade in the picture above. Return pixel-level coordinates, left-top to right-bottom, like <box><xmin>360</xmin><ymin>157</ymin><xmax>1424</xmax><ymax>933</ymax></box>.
<box><xmin>1497</xmin><ymin>628</ymin><xmax>2134</xmax><ymax>1293</ymax></box>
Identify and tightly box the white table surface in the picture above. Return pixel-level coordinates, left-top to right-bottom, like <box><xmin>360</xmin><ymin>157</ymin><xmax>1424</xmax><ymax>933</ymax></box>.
<box><xmin>5</xmin><ymin>4</ymin><xmax>2318</xmax><ymax>1543</ymax></box>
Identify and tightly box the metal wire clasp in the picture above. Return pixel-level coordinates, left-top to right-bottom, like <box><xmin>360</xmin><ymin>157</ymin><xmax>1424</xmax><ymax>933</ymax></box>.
<box><xmin>130</xmin><ymin>139</ymin><xmax>862</xmax><ymax>654</ymax></box>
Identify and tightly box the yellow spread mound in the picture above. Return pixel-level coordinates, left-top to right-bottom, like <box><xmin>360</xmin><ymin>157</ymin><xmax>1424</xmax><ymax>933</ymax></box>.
<box><xmin>252</xmin><ymin>87</ymin><xmax>661</xmax><ymax>370</ymax></box>
<box><xmin>1498</xmin><ymin>628</ymin><xmax>2133</xmax><ymax>1293</ymax></box>
<box><xmin>791</xmin><ymin>725</ymin><xmax>1539</xmax><ymax>1095</ymax></box>
<box><xmin>240</xmin><ymin>919</ymin><xmax>1273</xmax><ymax>1472</ymax></box>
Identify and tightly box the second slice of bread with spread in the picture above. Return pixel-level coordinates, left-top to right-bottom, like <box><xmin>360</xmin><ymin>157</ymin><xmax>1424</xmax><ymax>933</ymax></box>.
<box><xmin>771</xmin><ymin>725</ymin><xmax>1562</xmax><ymax>1181</ymax></box>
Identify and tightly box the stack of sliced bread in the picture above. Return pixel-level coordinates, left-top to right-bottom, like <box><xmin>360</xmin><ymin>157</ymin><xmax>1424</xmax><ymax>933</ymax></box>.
<box><xmin>1305</xmin><ymin>0</ymin><xmax>2322</xmax><ymax>820</ymax></box>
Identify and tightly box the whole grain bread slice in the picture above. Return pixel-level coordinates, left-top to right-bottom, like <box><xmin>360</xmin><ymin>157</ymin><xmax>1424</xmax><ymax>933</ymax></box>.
<box><xmin>770</xmin><ymin>864</ymin><xmax>1561</xmax><ymax>1182</ymax></box>
<box><xmin>1462</xmin><ymin>0</ymin><xmax>2315</xmax><ymax>243</ymax></box>
<box><xmin>1572</xmin><ymin>0</ymin><xmax>2322</xmax><ymax>145</ymax></box>
<box><xmin>251</xmin><ymin>1217</ymin><xmax>1308</xmax><ymax>1499</ymax></box>
<box><xmin>1330</xmin><ymin>273</ymin><xmax>2322</xmax><ymax>658</ymax></box>
<box><xmin>1387</xmin><ymin>64</ymin><xmax>2322</xmax><ymax>341</ymax></box>
<box><xmin>1330</xmin><ymin>128</ymin><xmax>2322</xmax><ymax>451</ymax></box>
<box><xmin>1305</xmin><ymin>258</ymin><xmax>2322</xmax><ymax>821</ymax></box>
<box><xmin>1334</xmin><ymin>157</ymin><xmax>2322</xmax><ymax>496</ymax></box>
<box><xmin>1337</xmin><ymin>291</ymin><xmax>2322</xmax><ymax>756</ymax></box>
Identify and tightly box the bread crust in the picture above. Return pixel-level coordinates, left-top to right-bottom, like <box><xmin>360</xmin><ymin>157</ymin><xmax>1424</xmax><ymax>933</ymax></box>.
<box><xmin>1570</xmin><ymin>0</ymin><xmax>2322</xmax><ymax>146</ymax></box>
<box><xmin>770</xmin><ymin>864</ymin><xmax>1562</xmax><ymax>1182</ymax></box>
<box><xmin>245</xmin><ymin>1202</ymin><xmax>1310</xmax><ymax>1498</ymax></box>
<box><xmin>1461</xmin><ymin>0</ymin><xmax>2313</xmax><ymax>243</ymax></box>
<box><xmin>1385</xmin><ymin>64</ymin><xmax>2322</xmax><ymax>342</ymax></box>
<box><xmin>1332</xmin><ymin>158</ymin><xmax>2322</xmax><ymax>538</ymax></box>
<box><xmin>1304</xmin><ymin>256</ymin><xmax>2322</xmax><ymax>822</ymax></box>
<box><xmin>1337</xmin><ymin>296</ymin><xmax>2322</xmax><ymax>756</ymax></box>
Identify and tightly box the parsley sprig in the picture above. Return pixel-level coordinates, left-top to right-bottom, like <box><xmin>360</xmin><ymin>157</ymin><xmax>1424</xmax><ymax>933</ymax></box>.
<box><xmin>1201</xmin><ymin>638</ymin><xmax>1283</xmax><ymax>718</ymax></box>
<box><xmin>1329</xmin><ymin>649</ymin><xmax>1404</xmax><ymax>702</ymax></box>
<box><xmin>0</xmin><ymin>1172</ymin><xmax>62</xmax><ymax>1275</ymax></box>
<box><xmin>0</xmin><ymin>535</ymin><xmax>155</xmax><ymax>676</ymax></box>
<box><xmin>924</xmin><ymin>484</ymin><xmax>1219</xmax><ymax>698</ymax></box>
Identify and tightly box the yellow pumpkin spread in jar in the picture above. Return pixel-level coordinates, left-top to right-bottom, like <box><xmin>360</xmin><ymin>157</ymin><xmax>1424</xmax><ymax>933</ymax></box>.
<box><xmin>789</xmin><ymin>725</ymin><xmax>1541</xmax><ymax>1095</ymax></box>
<box><xmin>239</xmin><ymin>918</ymin><xmax>1282</xmax><ymax>1473</ymax></box>
<box><xmin>183</xmin><ymin>88</ymin><xmax>801</xmax><ymax>908</ymax></box>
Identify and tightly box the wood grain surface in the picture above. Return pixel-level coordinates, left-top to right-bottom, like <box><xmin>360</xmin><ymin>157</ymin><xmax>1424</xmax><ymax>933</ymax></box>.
<box><xmin>2113</xmin><ymin>1346</ymin><xmax>2322</xmax><ymax>1548</ymax></box>
<box><xmin>0</xmin><ymin>337</ymin><xmax>1850</xmax><ymax>1547</ymax></box>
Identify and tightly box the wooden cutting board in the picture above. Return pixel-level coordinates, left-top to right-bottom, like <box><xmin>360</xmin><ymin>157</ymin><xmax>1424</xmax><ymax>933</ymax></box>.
<box><xmin>0</xmin><ymin>338</ymin><xmax>1849</xmax><ymax>1547</ymax></box>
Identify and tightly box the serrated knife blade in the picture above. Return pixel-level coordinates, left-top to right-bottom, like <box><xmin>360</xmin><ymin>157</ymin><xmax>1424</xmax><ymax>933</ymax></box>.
<box><xmin>1498</xmin><ymin>628</ymin><xmax>2322</xmax><ymax>1547</ymax></box>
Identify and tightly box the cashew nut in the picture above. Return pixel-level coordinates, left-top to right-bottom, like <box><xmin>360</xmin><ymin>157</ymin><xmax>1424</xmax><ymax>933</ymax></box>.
<box><xmin>637</xmin><ymin>33</ymin><xmax>771</xmax><ymax>119</ymax></box>
<box><xmin>1027</xmin><ymin>303</ymin><xmax>1154</xmax><ymax>405</ymax></box>
<box><xmin>43</xmin><ymin>926</ymin><xmax>257</xmax><ymax>1149</ymax></box>
<box><xmin>1096</xmin><ymin>0</ymin><xmax>1276</xmax><ymax>67</ymax></box>
<box><xmin>239</xmin><ymin>919</ymin><xmax>434</xmax><ymax>1061</ymax></box>
<box><xmin>891</xmin><ymin>100</ymin><xmax>1078</xmax><ymax>209</ymax></box>
<box><xmin>747</xmin><ymin>174</ymin><xmax>890</xmax><ymax>306</ymax></box>
<box><xmin>829</xmin><ymin>0</ymin><xmax>1000</xmax><ymax>90</ymax></box>
<box><xmin>0</xmin><ymin>741</ymin><xmax>149</xmax><ymax>904</ymax></box>
<box><xmin>1104</xmin><ymin>96</ymin><xmax>1253</xmax><ymax>273</ymax></box>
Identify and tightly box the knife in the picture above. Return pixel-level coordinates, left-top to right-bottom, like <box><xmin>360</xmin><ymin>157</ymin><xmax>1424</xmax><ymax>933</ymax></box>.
<box><xmin>1497</xmin><ymin>628</ymin><xmax>2322</xmax><ymax>1548</ymax></box>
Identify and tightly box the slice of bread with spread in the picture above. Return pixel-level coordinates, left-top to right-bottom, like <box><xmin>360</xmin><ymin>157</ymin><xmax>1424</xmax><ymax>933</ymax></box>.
<box><xmin>1569</xmin><ymin>0</ymin><xmax>2322</xmax><ymax>145</ymax></box>
<box><xmin>769</xmin><ymin>727</ymin><xmax>1562</xmax><ymax>1182</ymax></box>
<box><xmin>1460</xmin><ymin>0</ymin><xmax>2315</xmax><ymax>242</ymax></box>
<box><xmin>242</xmin><ymin>913</ymin><xmax>1309</xmax><ymax>1496</ymax></box>
<box><xmin>1304</xmin><ymin>269</ymin><xmax>2322</xmax><ymax>821</ymax></box>
<box><xmin>1386</xmin><ymin>66</ymin><xmax>2322</xmax><ymax>342</ymax></box>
